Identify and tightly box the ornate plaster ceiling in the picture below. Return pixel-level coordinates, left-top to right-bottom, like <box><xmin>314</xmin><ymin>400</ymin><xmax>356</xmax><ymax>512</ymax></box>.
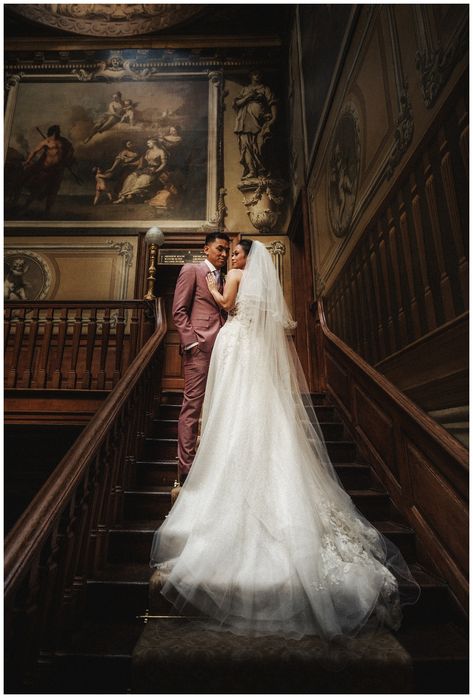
<box><xmin>9</xmin><ymin>4</ymin><xmax>206</xmax><ymax>37</ymax></box>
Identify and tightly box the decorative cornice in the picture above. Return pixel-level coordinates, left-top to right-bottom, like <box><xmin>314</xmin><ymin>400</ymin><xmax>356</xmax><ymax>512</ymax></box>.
<box><xmin>384</xmin><ymin>88</ymin><xmax>414</xmax><ymax>180</ymax></box>
<box><xmin>106</xmin><ymin>240</ymin><xmax>134</xmax><ymax>267</ymax></box>
<box><xmin>415</xmin><ymin>22</ymin><xmax>468</xmax><ymax>108</ymax></box>
<box><xmin>5</xmin><ymin>48</ymin><xmax>282</xmax><ymax>79</ymax></box>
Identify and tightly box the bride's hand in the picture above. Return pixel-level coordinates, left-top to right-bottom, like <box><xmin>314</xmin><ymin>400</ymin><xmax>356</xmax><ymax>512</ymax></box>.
<box><xmin>206</xmin><ymin>272</ymin><xmax>217</xmax><ymax>292</ymax></box>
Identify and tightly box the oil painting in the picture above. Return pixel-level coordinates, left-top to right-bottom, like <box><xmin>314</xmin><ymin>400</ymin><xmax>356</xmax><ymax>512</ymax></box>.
<box><xmin>5</xmin><ymin>76</ymin><xmax>215</xmax><ymax>228</ymax></box>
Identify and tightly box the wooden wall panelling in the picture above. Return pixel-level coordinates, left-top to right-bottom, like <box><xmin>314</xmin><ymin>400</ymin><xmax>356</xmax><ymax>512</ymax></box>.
<box><xmin>407</xmin><ymin>440</ymin><xmax>468</xmax><ymax>574</ymax></box>
<box><xmin>318</xmin><ymin>301</ymin><xmax>468</xmax><ymax>609</ymax></box>
<box><xmin>353</xmin><ymin>385</ymin><xmax>398</xmax><ymax>480</ymax></box>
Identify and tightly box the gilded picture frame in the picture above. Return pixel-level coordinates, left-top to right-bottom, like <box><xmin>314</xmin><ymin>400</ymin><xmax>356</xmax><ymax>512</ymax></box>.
<box><xmin>4</xmin><ymin>60</ymin><xmax>224</xmax><ymax>232</ymax></box>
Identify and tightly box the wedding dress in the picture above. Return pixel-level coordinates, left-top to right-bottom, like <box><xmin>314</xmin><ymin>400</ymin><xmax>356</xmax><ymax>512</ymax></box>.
<box><xmin>150</xmin><ymin>241</ymin><xmax>419</xmax><ymax>640</ymax></box>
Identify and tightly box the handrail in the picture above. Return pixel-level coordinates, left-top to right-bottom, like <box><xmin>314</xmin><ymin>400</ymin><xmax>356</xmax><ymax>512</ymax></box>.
<box><xmin>316</xmin><ymin>298</ymin><xmax>468</xmax><ymax>610</ymax></box>
<box><xmin>318</xmin><ymin>300</ymin><xmax>468</xmax><ymax>468</ymax></box>
<box><xmin>5</xmin><ymin>298</ymin><xmax>166</xmax><ymax>594</ymax></box>
<box><xmin>5</xmin><ymin>300</ymin><xmax>152</xmax><ymax>309</ymax></box>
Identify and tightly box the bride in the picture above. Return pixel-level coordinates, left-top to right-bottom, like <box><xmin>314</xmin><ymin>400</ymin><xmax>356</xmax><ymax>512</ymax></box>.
<box><xmin>150</xmin><ymin>239</ymin><xmax>419</xmax><ymax>640</ymax></box>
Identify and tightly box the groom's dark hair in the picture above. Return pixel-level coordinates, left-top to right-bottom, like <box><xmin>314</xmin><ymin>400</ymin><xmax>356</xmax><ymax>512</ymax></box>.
<box><xmin>205</xmin><ymin>231</ymin><xmax>230</xmax><ymax>245</ymax></box>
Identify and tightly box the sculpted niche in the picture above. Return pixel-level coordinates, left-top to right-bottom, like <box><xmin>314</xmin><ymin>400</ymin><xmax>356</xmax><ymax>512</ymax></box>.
<box><xmin>233</xmin><ymin>70</ymin><xmax>287</xmax><ymax>234</ymax></box>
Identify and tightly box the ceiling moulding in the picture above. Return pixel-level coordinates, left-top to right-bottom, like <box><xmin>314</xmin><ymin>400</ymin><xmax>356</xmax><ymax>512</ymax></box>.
<box><xmin>4</xmin><ymin>36</ymin><xmax>283</xmax><ymax>52</ymax></box>
<box><xmin>9</xmin><ymin>4</ymin><xmax>207</xmax><ymax>37</ymax></box>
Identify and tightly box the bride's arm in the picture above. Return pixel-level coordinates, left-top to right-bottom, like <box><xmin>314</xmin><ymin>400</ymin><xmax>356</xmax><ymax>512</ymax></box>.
<box><xmin>206</xmin><ymin>269</ymin><xmax>242</xmax><ymax>311</ymax></box>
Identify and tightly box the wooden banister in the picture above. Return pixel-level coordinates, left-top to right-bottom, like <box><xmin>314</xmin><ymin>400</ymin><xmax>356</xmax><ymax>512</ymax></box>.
<box><xmin>316</xmin><ymin>298</ymin><xmax>468</xmax><ymax>612</ymax></box>
<box><xmin>4</xmin><ymin>300</ymin><xmax>156</xmax><ymax>391</ymax></box>
<box><xmin>4</xmin><ymin>299</ymin><xmax>167</xmax><ymax>691</ymax></box>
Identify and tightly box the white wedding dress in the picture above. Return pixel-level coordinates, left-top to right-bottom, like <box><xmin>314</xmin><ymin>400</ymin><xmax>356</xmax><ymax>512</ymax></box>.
<box><xmin>150</xmin><ymin>241</ymin><xmax>419</xmax><ymax>640</ymax></box>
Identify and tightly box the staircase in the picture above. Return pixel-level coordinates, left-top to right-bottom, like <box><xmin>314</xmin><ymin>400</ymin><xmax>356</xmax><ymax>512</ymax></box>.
<box><xmin>47</xmin><ymin>391</ymin><xmax>468</xmax><ymax>694</ymax></box>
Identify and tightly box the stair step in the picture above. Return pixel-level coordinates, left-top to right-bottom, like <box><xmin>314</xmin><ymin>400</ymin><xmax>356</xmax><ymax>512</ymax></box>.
<box><xmin>124</xmin><ymin>489</ymin><xmax>172</xmax><ymax>519</ymax></box>
<box><xmin>160</xmin><ymin>392</ymin><xmax>329</xmax><ymax>407</ymax></box>
<box><xmin>48</xmin><ymin>620</ymin><xmax>142</xmax><ymax>693</ymax></box>
<box><xmin>156</xmin><ymin>403</ymin><xmax>340</xmax><ymax>423</ymax></box>
<box><xmin>86</xmin><ymin>564</ymin><xmax>151</xmax><ymax>621</ymax></box>
<box><xmin>130</xmin><ymin>614</ymin><xmax>468</xmax><ymax>694</ymax></box>
<box><xmin>347</xmin><ymin>489</ymin><xmax>391</xmax><ymax>519</ymax></box>
<box><xmin>134</xmin><ymin>459</ymin><xmax>372</xmax><ymax>490</ymax></box>
<box><xmin>135</xmin><ymin>459</ymin><xmax>178</xmax><ymax>488</ymax></box>
<box><xmin>160</xmin><ymin>391</ymin><xmax>183</xmax><ymax>405</ymax></box>
<box><xmin>334</xmin><ymin>462</ymin><xmax>372</xmax><ymax>489</ymax></box>
<box><xmin>142</xmin><ymin>437</ymin><xmax>357</xmax><ymax>462</ymax></box>
<box><xmin>149</xmin><ymin>418</ymin><xmax>345</xmax><ymax>441</ymax></box>
<box><xmin>123</xmin><ymin>485</ymin><xmax>387</xmax><ymax>522</ymax></box>
<box><xmin>109</xmin><ymin>519</ymin><xmax>416</xmax><ymax>566</ymax></box>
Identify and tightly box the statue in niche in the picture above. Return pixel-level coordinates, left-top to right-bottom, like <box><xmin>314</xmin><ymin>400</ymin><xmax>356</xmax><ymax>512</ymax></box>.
<box><xmin>233</xmin><ymin>70</ymin><xmax>278</xmax><ymax>180</ymax></box>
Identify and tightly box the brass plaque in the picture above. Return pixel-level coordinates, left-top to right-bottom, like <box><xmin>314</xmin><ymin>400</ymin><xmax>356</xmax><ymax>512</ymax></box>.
<box><xmin>158</xmin><ymin>249</ymin><xmax>206</xmax><ymax>265</ymax></box>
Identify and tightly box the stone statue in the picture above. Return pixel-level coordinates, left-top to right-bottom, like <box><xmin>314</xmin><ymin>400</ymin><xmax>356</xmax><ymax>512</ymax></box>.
<box><xmin>233</xmin><ymin>70</ymin><xmax>278</xmax><ymax>180</ymax></box>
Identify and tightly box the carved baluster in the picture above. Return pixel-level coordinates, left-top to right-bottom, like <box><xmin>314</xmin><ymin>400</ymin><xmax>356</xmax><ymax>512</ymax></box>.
<box><xmin>97</xmin><ymin>308</ymin><xmax>111</xmax><ymax>390</ymax></box>
<box><xmin>438</xmin><ymin>123</ymin><xmax>468</xmax><ymax>309</ymax></box>
<box><xmin>81</xmin><ymin>307</ymin><xmax>97</xmax><ymax>389</ymax></box>
<box><xmin>129</xmin><ymin>305</ymin><xmax>139</xmax><ymax>362</ymax></box>
<box><xmin>5</xmin><ymin>559</ymin><xmax>44</xmax><ymax>691</ymax></box>
<box><xmin>409</xmin><ymin>172</ymin><xmax>436</xmax><ymax>330</ymax></box>
<box><xmin>387</xmin><ymin>206</ymin><xmax>408</xmax><ymax>347</ymax></box>
<box><xmin>396</xmin><ymin>188</ymin><xmax>421</xmax><ymax>341</ymax></box>
<box><xmin>113</xmin><ymin>306</ymin><xmax>126</xmax><ymax>385</ymax></box>
<box><xmin>66</xmin><ymin>308</ymin><xmax>83</xmax><ymax>389</ymax></box>
<box><xmin>21</xmin><ymin>307</ymin><xmax>39</xmax><ymax>389</ymax></box>
<box><xmin>7</xmin><ymin>308</ymin><xmax>27</xmax><ymax>389</ymax></box>
<box><xmin>4</xmin><ymin>306</ymin><xmax>12</xmax><ymax>355</ymax></box>
<box><xmin>352</xmin><ymin>257</ymin><xmax>365</xmax><ymax>357</ymax></box>
<box><xmin>420</xmin><ymin>150</ymin><xmax>454</xmax><ymax>323</ymax></box>
<box><xmin>52</xmin><ymin>307</ymin><xmax>68</xmax><ymax>389</ymax></box>
<box><xmin>359</xmin><ymin>240</ymin><xmax>377</xmax><ymax>363</ymax></box>
<box><xmin>87</xmin><ymin>448</ymin><xmax>108</xmax><ymax>575</ymax></box>
<box><xmin>376</xmin><ymin>222</ymin><xmax>396</xmax><ymax>356</ymax></box>
<box><xmin>36</xmin><ymin>308</ymin><xmax>54</xmax><ymax>389</ymax></box>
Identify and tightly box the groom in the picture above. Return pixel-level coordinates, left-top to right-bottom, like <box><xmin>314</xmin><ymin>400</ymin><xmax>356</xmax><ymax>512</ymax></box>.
<box><xmin>172</xmin><ymin>231</ymin><xmax>231</xmax><ymax>483</ymax></box>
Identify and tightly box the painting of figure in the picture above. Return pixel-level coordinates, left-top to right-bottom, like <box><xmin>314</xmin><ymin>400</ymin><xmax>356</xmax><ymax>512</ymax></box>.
<box><xmin>5</xmin><ymin>78</ymin><xmax>210</xmax><ymax>224</ymax></box>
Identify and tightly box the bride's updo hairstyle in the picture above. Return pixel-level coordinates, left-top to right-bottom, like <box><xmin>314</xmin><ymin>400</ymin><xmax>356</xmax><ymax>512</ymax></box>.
<box><xmin>238</xmin><ymin>238</ymin><xmax>253</xmax><ymax>256</ymax></box>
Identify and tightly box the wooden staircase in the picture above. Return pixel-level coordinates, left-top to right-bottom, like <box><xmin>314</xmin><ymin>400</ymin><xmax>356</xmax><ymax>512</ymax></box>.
<box><xmin>46</xmin><ymin>390</ymin><xmax>468</xmax><ymax>694</ymax></box>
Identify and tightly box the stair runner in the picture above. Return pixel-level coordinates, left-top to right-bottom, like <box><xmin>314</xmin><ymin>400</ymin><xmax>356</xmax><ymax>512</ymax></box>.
<box><xmin>48</xmin><ymin>391</ymin><xmax>468</xmax><ymax>694</ymax></box>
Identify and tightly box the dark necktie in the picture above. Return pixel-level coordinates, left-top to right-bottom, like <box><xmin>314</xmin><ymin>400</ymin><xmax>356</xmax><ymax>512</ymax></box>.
<box><xmin>215</xmin><ymin>270</ymin><xmax>223</xmax><ymax>295</ymax></box>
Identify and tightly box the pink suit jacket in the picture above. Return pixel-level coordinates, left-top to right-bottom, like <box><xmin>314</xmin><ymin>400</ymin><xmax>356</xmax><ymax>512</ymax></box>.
<box><xmin>172</xmin><ymin>262</ymin><xmax>225</xmax><ymax>354</ymax></box>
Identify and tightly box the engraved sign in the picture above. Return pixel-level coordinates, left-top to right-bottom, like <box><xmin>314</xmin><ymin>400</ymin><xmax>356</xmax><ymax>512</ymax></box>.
<box><xmin>158</xmin><ymin>249</ymin><xmax>206</xmax><ymax>265</ymax></box>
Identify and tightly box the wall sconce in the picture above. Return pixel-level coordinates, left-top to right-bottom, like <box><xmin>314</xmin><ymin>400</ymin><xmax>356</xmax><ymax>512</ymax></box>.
<box><xmin>144</xmin><ymin>226</ymin><xmax>165</xmax><ymax>300</ymax></box>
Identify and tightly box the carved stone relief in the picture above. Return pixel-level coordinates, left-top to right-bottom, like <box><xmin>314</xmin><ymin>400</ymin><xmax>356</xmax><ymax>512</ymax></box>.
<box><xmin>233</xmin><ymin>70</ymin><xmax>288</xmax><ymax>233</ymax></box>
<box><xmin>4</xmin><ymin>250</ymin><xmax>53</xmax><ymax>301</ymax></box>
<box><xmin>10</xmin><ymin>4</ymin><xmax>205</xmax><ymax>37</ymax></box>
<box><xmin>414</xmin><ymin>6</ymin><xmax>468</xmax><ymax>108</ymax></box>
<box><xmin>327</xmin><ymin>105</ymin><xmax>361</xmax><ymax>238</ymax></box>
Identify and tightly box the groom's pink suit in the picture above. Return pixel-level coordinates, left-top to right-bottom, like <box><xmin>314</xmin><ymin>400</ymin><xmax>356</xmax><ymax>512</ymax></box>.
<box><xmin>172</xmin><ymin>261</ymin><xmax>225</xmax><ymax>477</ymax></box>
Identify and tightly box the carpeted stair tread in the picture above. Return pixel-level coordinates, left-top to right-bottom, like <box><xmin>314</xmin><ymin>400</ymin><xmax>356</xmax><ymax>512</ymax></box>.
<box><xmin>131</xmin><ymin>617</ymin><xmax>413</xmax><ymax>694</ymax></box>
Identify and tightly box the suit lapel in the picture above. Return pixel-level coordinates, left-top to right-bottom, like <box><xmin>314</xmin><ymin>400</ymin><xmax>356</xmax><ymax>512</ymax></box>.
<box><xmin>198</xmin><ymin>261</ymin><xmax>222</xmax><ymax>311</ymax></box>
